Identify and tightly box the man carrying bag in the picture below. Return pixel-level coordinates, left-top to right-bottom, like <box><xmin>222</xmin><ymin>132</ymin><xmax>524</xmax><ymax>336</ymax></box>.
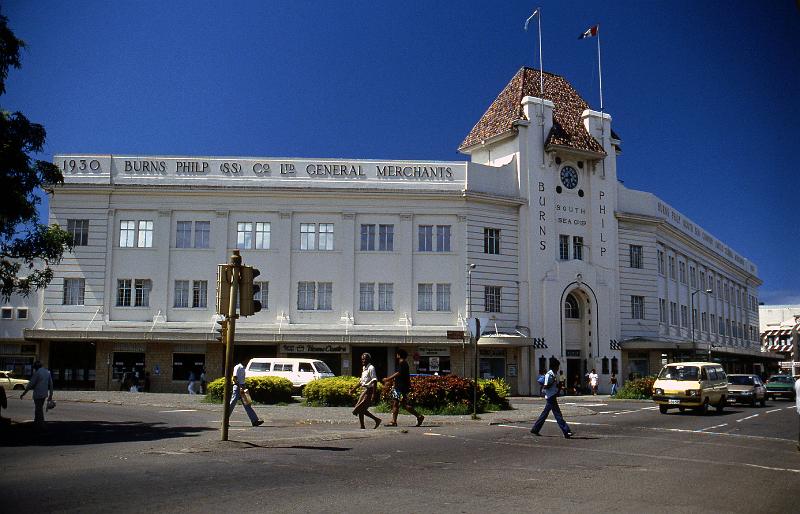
<box><xmin>530</xmin><ymin>360</ymin><xmax>573</xmax><ymax>438</ymax></box>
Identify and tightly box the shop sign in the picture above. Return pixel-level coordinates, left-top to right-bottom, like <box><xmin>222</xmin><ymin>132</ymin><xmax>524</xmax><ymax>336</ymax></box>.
<box><xmin>779</xmin><ymin>361</ymin><xmax>800</xmax><ymax>368</ymax></box>
<box><xmin>417</xmin><ymin>347</ymin><xmax>450</xmax><ymax>357</ymax></box>
<box><xmin>507</xmin><ymin>364</ymin><xmax>517</xmax><ymax>377</ymax></box>
<box><xmin>281</xmin><ymin>344</ymin><xmax>348</xmax><ymax>354</ymax></box>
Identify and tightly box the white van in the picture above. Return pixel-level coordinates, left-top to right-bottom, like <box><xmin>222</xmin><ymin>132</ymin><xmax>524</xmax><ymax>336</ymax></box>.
<box><xmin>245</xmin><ymin>358</ymin><xmax>335</xmax><ymax>391</ymax></box>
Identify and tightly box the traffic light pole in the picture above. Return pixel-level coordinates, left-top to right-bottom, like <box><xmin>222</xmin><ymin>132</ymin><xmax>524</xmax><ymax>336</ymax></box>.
<box><xmin>221</xmin><ymin>250</ymin><xmax>241</xmax><ymax>442</ymax></box>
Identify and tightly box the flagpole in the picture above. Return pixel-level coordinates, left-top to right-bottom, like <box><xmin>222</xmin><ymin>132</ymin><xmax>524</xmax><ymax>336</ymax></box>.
<box><xmin>537</xmin><ymin>7</ymin><xmax>545</xmax><ymax>166</ymax></box>
<box><xmin>597</xmin><ymin>25</ymin><xmax>606</xmax><ymax>177</ymax></box>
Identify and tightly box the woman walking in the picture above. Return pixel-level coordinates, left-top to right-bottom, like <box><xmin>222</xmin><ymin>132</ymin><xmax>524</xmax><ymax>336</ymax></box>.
<box><xmin>351</xmin><ymin>353</ymin><xmax>382</xmax><ymax>429</ymax></box>
<box><xmin>383</xmin><ymin>349</ymin><xmax>424</xmax><ymax>427</ymax></box>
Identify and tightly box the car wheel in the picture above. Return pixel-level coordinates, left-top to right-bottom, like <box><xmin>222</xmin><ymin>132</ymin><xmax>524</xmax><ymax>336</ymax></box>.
<box><xmin>13</xmin><ymin>384</ymin><xmax>25</xmax><ymax>390</ymax></box>
<box><xmin>751</xmin><ymin>397</ymin><xmax>757</xmax><ymax>408</ymax></box>
<box><xmin>697</xmin><ymin>398</ymin><xmax>709</xmax><ymax>415</ymax></box>
<box><xmin>678</xmin><ymin>407</ymin><xmax>685</xmax><ymax>412</ymax></box>
<box><xmin>716</xmin><ymin>397</ymin><xmax>725</xmax><ymax>413</ymax></box>
<box><xmin>759</xmin><ymin>397</ymin><xmax>766</xmax><ymax>407</ymax></box>
<box><xmin>659</xmin><ymin>404</ymin><xmax>668</xmax><ymax>414</ymax></box>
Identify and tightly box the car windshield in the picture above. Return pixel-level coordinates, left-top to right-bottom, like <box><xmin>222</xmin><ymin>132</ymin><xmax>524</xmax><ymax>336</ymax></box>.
<box><xmin>769</xmin><ymin>376</ymin><xmax>791</xmax><ymax>383</ymax></box>
<box><xmin>658</xmin><ymin>366</ymin><xmax>699</xmax><ymax>381</ymax></box>
<box><xmin>728</xmin><ymin>376</ymin><xmax>754</xmax><ymax>386</ymax></box>
<box><xmin>313</xmin><ymin>361</ymin><xmax>332</xmax><ymax>373</ymax></box>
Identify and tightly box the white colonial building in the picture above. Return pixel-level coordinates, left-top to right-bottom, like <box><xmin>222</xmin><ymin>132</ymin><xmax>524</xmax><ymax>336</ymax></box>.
<box><xmin>14</xmin><ymin>67</ymin><xmax>765</xmax><ymax>393</ymax></box>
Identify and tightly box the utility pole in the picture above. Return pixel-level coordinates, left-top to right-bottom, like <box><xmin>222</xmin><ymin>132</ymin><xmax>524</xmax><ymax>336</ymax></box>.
<box><xmin>220</xmin><ymin>250</ymin><xmax>241</xmax><ymax>441</ymax></box>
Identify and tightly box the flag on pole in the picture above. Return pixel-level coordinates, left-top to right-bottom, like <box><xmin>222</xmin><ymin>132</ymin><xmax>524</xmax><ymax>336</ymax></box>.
<box><xmin>578</xmin><ymin>25</ymin><xmax>598</xmax><ymax>39</ymax></box>
<box><xmin>524</xmin><ymin>7</ymin><xmax>540</xmax><ymax>31</ymax></box>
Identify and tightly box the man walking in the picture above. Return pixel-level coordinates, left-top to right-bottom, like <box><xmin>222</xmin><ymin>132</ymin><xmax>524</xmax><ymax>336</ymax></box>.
<box><xmin>531</xmin><ymin>360</ymin><xmax>573</xmax><ymax>438</ymax></box>
<box><xmin>229</xmin><ymin>361</ymin><xmax>263</xmax><ymax>427</ymax></box>
<box><xmin>20</xmin><ymin>361</ymin><xmax>54</xmax><ymax>429</ymax></box>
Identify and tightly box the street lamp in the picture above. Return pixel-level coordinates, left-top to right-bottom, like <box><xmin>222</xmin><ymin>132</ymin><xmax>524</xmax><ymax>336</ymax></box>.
<box><xmin>690</xmin><ymin>288</ymin><xmax>712</xmax><ymax>360</ymax></box>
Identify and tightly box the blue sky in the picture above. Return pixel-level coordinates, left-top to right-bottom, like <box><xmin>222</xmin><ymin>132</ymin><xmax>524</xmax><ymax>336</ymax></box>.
<box><xmin>4</xmin><ymin>1</ymin><xmax>798</xmax><ymax>304</ymax></box>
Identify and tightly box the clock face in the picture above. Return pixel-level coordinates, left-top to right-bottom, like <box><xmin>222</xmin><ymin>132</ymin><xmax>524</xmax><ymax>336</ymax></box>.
<box><xmin>560</xmin><ymin>166</ymin><xmax>578</xmax><ymax>189</ymax></box>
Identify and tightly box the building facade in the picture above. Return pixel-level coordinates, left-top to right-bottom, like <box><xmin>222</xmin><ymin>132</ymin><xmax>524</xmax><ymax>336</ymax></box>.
<box><xmin>760</xmin><ymin>305</ymin><xmax>800</xmax><ymax>375</ymax></box>
<box><xmin>19</xmin><ymin>67</ymin><xmax>762</xmax><ymax>393</ymax></box>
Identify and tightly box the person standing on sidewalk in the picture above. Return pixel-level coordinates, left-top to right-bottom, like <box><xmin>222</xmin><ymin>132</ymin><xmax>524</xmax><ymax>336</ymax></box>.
<box><xmin>20</xmin><ymin>361</ymin><xmax>54</xmax><ymax>429</ymax></box>
<box><xmin>382</xmin><ymin>349</ymin><xmax>424</xmax><ymax>427</ymax></box>
<box><xmin>588</xmin><ymin>369</ymin><xmax>599</xmax><ymax>395</ymax></box>
<box><xmin>610</xmin><ymin>372</ymin><xmax>618</xmax><ymax>396</ymax></box>
<box><xmin>350</xmin><ymin>353</ymin><xmax>381</xmax><ymax>429</ymax></box>
<box><xmin>187</xmin><ymin>370</ymin><xmax>197</xmax><ymax>395</ymax></box>
<box><xmin>229</xmin><ymin>361</ymin><xmax>263</xmax><ymax>427</ymax></box>
<box><xmin>531</xmin><ymin>360</ymin><xmax>573</xmax><ymax>439</ymax></box>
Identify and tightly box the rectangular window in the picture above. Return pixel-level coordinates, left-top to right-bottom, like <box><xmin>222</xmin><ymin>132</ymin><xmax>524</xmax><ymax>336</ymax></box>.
<box><xmin>318</xmin><ymin>224</ymin><xmax>334</xmax><ymax>251</ymax></box>
<box><xmin>237</xmin><ymin>222</ymin><xmax>253</xmax><ymax>249</ymax></box>
<box><xmin>418</xmin><ymin>225</ymin><xmax>433</xmax><ymax>251</ymax></box>
<box><xmin>192</xmin><ymin>280</ymin><xmax>207</xmax><ymax>309</ymax></box>
<box><xmin>669</xmin><ymin>256</ymin><xmax>676</xmax><ymax>279</ymax></box>
<box><xmin>379</xmin><ymin>224</ymin><xmax>394</xmax><ymax>251</ymax></box>
<box><xmin>255</xmin><ymin>281</ymin><xmax>269</xmax><ymax>310</ymax></box>
<box><xmin>297</xmin><ymin>281</ymin><xmax>315</xmax><ymax>310</ymax></box>
<box><xmin>631</xmin><ymin>296</ymin><xmax>645</xmax><ymax>319</ymax></box>
<box><xmin>63</xmin><ymin>278</ymin><xmax>86</xmax><ymax>306</ymax></box>
<box><xmin>436</xmin><ymin>283</ymin><xmax>451</xmax><ymax>311</ymax></box>
<box><xmin>657</xmin><ymin>250</ymin><xmax>665</xmax><ymax>275</ymax></box>
<box><xmin>679</xmin><ymin>261</ymin><xmax>687</xmax><ymax>284</ymax></box>
<box><xmin>717</xmin><ymin>279</ymin><xmax>722</xmax><ymax>296</ymax></box>
<box><xmin>692</xmin><ymin>308</ymin><xmax>698</xmax><ymax>329</ymax></box>
<box><xmin>67</xmin><ymin>219</ymin><xmax>89</xmax><ymax>246</ymax></box>
<box><xmin>317</xmin><ymin>282</ymin><xmax>332</xmax><ymax>310</ymax></box>
<box><xmin>360</xmin><ymin>224</ymin><xmax>375</xmax><ymax>251</ymax></box>
<box><xmin>700</xmin><ymin>271</ymin><xmax>706</xmax><ymax>291</ymax></box>
<box><xmin>689</xmin><ymin>266</ymin><xmax>697</xmax><ymax>288</ymax></box>
<box><xmin>120</xmin><ymin>220</ymin><xmax>136</xmax><ymax>247</ymax></box>
<box><xmin>378</xmin><ymin>283</ymin><xmax>393</xmax><ymax>311</ymax></box>
<box><xmin>710</xmin><ymin>314</ymin><xmax>717</xmax><ymax>334</ymax></box>
<box><xmin>559</xmin><ymin>234</ymin><xmax>570</xmax><ymax>260</ymax></box>
<box><xmin>436</xmin><ymin>225</ymin><xmax>451</xmax><ymax>252</ymax></box>
<box><xmin>483</xmin><ymin>228</ymin><xmax>500</xmax><ymax>255</ymax></box>
<box><xmin>17</xmin><ymin>308</ymin><xmax>28</xmax><ymax>319</ymax></box>
<box><xmin>629</xmin><ymin>245</ymin><xmax>643</xmax><ymax>268</ymax></box>
<box><xmin>659</xmin><ymin>298</ymin><xmax>666</xmax><ymax>323</ymax></box>
<box><xmin>726</xmin><ymin>319</ymin><xmax>731</xmax><ymax>337</ymax></box>
<box><xmin>255</xmin><ymin>222</ymin><xmax>271</xmax><ymax>250</ymax></box>
<box><xmin>134</xmin><ymin>279</ymin><xmax>151</xmax><ymax>307</ymax></box>
<box><xmin>176</xmin><ymin>221</ymin><xmax>192</xmax><ymax>248</ymax></box>
<box><xmin>194</xmin><ymin>221</ymin><xmax>210</xmax><ymax>248</ymax></box>
<box><xmin>718</xmin><ymin>317</ymin><xmax>725</xmax><ymax>335</ymax></box>
<box><xmin>573</xmin><ymin>236</ymin><xmax>584</xmax><ymax>261</ymax></box>
<box><xmin>485</xmin><ymin>286</ymin><xmax>501</xmax><ymax>313</ymax></box>
<box><xmin>418</xmin><ymin>283</ymin><xmax>433</xmax><ymax>311</ymax></box>
<box><xmin>300</xmin><ymin>223</ymin><xmax>316</xmax><ymax>250</ymax></box>
<box><xmin>669</xmin><ymin>302</ymin><xmax>677</xmax><ymax>326</ymax></box>
<box><xmin>701</xmin><ymin>312</ymin><xmax>708</xmax><ymax>332</ymax></box>
<box><xmin>1</xmin><ymin>307</ymin><xmax>11</xmax><ymax>319</ymax></box>
<box><xmin>117</xmin><ymin>279</ymin><xmax>132</xmax><ymax>307</ymax></box>
<box><xmin>172</xmin><ymin>353</ymin><xmax>205</xmax><ymax>382</ymax></box>
<box><xmin>359</xmin><ymin>282</ymin><xmax>375</xmax><ymax>311</ymax></box>
<box><xmin>174</xmin><ymin>280</ymin><xmax>189</xmax><ymax>308</ymax></box>
<box><xmin>680</xmin><ymin>305</ymin><xmax>688</xmax><ymax>327</ymax></box>
<box><xmin>137</xmin><ymin>221</ymin><xmax>153</xmax><ymax>248</ymax></box>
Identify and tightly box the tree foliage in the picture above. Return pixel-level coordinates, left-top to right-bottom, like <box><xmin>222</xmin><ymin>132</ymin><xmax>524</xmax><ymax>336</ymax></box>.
<box><xmin>1</xmin><ymin>11</ymin><xmax>72</xmax><ymax>300</ymax></box>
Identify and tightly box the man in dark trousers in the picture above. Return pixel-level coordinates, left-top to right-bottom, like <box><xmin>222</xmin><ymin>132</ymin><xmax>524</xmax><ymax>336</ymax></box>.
<box><xmin>531</xmin><ymin>360</ymin><xmax>573</xmax><ymax>438</ymax></box>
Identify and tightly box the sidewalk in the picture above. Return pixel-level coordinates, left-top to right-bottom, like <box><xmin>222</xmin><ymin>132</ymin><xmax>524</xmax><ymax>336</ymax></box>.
<box><xmin>50</xmin><ymin>390</ymin><xmax>617</xmax><ymax>425</ymax></box>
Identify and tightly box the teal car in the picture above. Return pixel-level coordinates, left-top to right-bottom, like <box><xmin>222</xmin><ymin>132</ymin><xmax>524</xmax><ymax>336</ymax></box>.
<box><xmin>765</xmin><ymin>375</ymin><xmax>796</xmax><ymax>401</ymax></box>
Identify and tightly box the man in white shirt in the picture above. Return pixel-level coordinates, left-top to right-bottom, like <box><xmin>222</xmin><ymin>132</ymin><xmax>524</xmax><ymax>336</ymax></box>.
<box><xmin>588</xmin><ymin>369</ymin><xmax>599</xmax><ymax>395</ymax></box>
<box><xmin>229</xmin><ymin>362</ymin><xmax>263</xmax><ymax>427</ymax></box>
<box><xmin>531</xmin><ymin>360</ymin><xmax>573</xmax><ymax>438</ymax></box>
<box><xmin>20</xmin><ymin>361</ymin><xmax>53</xmax><ymax>428</ymax></box>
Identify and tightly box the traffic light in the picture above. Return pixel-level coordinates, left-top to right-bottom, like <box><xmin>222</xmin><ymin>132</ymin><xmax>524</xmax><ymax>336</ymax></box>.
<box><xmin>216</xmin><ymin>264</ymin><xmax>232</xmax><ymax>315</ymax></box>
<box><xmin>214</xmin><ymin>318</ymin><xmax>228</xmax><ymax>343</ymax></box>
<box><xmin>239</xmin><ymin>266</ymin><xmax>262</xmax><ymax>316</ymax></box>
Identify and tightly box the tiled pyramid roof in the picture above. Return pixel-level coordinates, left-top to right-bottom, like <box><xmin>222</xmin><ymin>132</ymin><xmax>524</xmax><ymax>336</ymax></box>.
<box><xmin>459</xmin><ymin>67</ymin><xmax>614</xmax><ymax>155</ymax></box>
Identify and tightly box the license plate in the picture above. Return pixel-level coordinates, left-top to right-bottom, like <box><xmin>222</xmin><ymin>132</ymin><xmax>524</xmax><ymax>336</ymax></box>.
<box><xmin>668</xmin><ymin>399</ymin><xmax>680</xmax><ymax>405</ymax></box>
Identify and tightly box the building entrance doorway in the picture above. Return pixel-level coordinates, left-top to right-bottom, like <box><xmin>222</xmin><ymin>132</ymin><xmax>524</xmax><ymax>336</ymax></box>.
<box><xmin>567</xmin><ymin>358</ymin><xmax>581</xmax><ymax>394</ymax></box>
<box><xmin>352</xmin><ymin>346</ymin><xmax>388</xmax><ymax>380</ymax></box>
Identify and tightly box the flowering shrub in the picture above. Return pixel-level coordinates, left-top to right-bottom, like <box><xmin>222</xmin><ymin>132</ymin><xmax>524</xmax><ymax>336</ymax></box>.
<box><xmin>205</xmin><ymin>376</ymin><xmax>293</xmax><ymax>404</ymax></box>
<box><xmin>378</xmin><ymin>375</ymin><xmax>511</xmax><ymax>412</ymax></box>
<box><xmin>614</xmin><ymin>376</ymin><xmax>656</xmax><ymax>399</ymax></box>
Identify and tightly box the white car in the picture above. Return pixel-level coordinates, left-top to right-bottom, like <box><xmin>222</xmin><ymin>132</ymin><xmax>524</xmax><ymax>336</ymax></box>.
<box><xmin>0</xmin><ymin>370</ymin><xmax>30</xmax><ymax>391</ymax></box>
<box><xmin>245</xmin><ymin>358</ymin><xmax>335</xmax><ymax>392</ymax></box>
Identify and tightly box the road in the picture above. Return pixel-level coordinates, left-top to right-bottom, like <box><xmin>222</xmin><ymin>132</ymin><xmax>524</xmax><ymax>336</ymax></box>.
<box><xmin>1</xmin><ymin>396</ymin><xmax>798</xmax><ymax>513</ymax></box>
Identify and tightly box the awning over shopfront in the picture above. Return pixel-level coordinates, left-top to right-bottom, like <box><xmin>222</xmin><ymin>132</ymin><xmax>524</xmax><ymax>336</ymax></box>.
<box><xmin>476</xmin><ymin>330</ymin><xmax>534</xmax><ymax>347</ymax></box>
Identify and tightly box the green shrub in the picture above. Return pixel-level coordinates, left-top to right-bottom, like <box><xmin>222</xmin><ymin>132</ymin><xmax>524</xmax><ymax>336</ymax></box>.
<box><xmin>479</xmin><ymin>378</ymin><xmax>511</xmax><ymax>409</ymax></box>
<box><xmin>205</xmin><ymin>376</ymin><xmax>293</xmax><ymax>404</ymax></box>
<box><xmin>302</xmin><ymin>376</ymin><xmax>384</xmax><ymax>407</ymax></box>
<box><xmin>378</xmin><ymin>375</ymin><xmax>511</xmax><ymax>413</ymax></box>
<box><xmin>615</xmin><ymin>376</ymin><xmax>656</xmax><ymax>399</ymax></box>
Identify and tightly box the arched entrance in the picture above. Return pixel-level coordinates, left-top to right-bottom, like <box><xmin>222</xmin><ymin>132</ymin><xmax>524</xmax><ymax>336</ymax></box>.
<box><xmin>562</xmin><ymin>289</ymin><xmax>593</xmax><ymax>394</ymax></box>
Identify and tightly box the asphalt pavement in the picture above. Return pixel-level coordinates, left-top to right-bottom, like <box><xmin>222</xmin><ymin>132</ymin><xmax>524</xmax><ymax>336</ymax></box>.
<box><xmin>1</xmin><ymin>393</ymin><xmax>798</xmax><ymax>513</ymax></box>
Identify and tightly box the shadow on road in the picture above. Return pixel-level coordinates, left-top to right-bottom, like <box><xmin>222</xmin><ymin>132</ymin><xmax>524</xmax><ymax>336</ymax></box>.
<box><xmin>0</xmin><ymin>420</ymin><xmax>214</xmax><ymax>447</ymax></box>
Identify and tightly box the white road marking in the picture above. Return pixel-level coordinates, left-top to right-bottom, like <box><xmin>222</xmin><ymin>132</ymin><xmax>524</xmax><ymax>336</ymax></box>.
<box><xmin>787</xmin><ymin>406</ymin><xmax>796</xmax><ymax>410</ymax></box>
<box><xmin>579</xmin><ymin>403</ymin><xmax>608</xmax><ymax>407</ymax></box>
<box><xmin>736</xmin><ymin>414</ymin><xmax>759</xmax><ymax>423</ymax></box>
<box><xmin>765</xmin><ymin>409</ymin><xmax>782</xmax><ymax>414</ymax></box>
<box><xmin>640</xmin><ymin>406</ymin><xmax>659</xmax><ymax>410</ymax></box>
<box><xmin>597</xmin><ymin>411</ymin><xmax>616</xmax><ymax>414</ymax></box>
<box><xmin>696</xmin><ymin>423</ymin><xmax>727</xmax><ymax>432</ymax></box>
<box><xmin>743</xmin><ymin>463</ymin><xmax>800</xmax><ymax>473</ymax></box>
<box><xmin>613</xmin><ymin>410</ymin><xmax>638</xmax><ymax>415</ymax></box>
<box><xmin>158</xmin><ymin>409</ymin><xmax>198</xmax><ymax>413</ymax></box>
<box><xmin>423</xmin><ymin>432</ymin><xmax>456</xmax><ymax>438</ymax></box>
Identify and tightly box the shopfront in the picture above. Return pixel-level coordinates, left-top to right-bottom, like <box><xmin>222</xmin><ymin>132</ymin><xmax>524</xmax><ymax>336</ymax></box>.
<box><xmin>414</xmin><ymin>346</ymin><xmax>451</xmax><ymax>375</ymax></box>
<box><xmin>280</xmin><ymin>343</ymin><xmax>347</xmax><ymax>376</ymax></box>
<box><xmin>50</xmin><ymin>341</ymin><xmax>96</xmax><ymax>390</ymax></box>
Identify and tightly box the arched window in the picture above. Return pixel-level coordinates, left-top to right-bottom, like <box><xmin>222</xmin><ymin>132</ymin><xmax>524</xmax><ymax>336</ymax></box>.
<box><xmin>565</xmin><ymin>294</ymin><xmax>580</xmax><ymax>319</ymax></box>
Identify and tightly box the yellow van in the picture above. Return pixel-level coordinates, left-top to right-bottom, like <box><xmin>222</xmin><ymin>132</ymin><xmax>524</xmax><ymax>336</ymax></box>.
<box><xmin>652</xmin><ymin>362</ymin><xmax>729</xmax><ymax>415</ymax></box>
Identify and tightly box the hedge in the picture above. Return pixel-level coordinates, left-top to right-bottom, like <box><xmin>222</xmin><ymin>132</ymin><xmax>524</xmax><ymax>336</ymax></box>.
<box><xmin>377</xmin><ymin>375</ymin><xmax>511</xmax><ymax>412</ymax></box>
<box><xmin>614</xmin><ymin>376</ymin><xmax>656</xmax><ymax>399</ymax></box>
<box><xmin>303</xmin><ymin>376</ymin><xmax>384</xmax><ymax>407</ymax></box>
<box><xmin>205</xmin><ymin>376</ymin><xmax>293</xmax><ymax>404</ymax></box>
